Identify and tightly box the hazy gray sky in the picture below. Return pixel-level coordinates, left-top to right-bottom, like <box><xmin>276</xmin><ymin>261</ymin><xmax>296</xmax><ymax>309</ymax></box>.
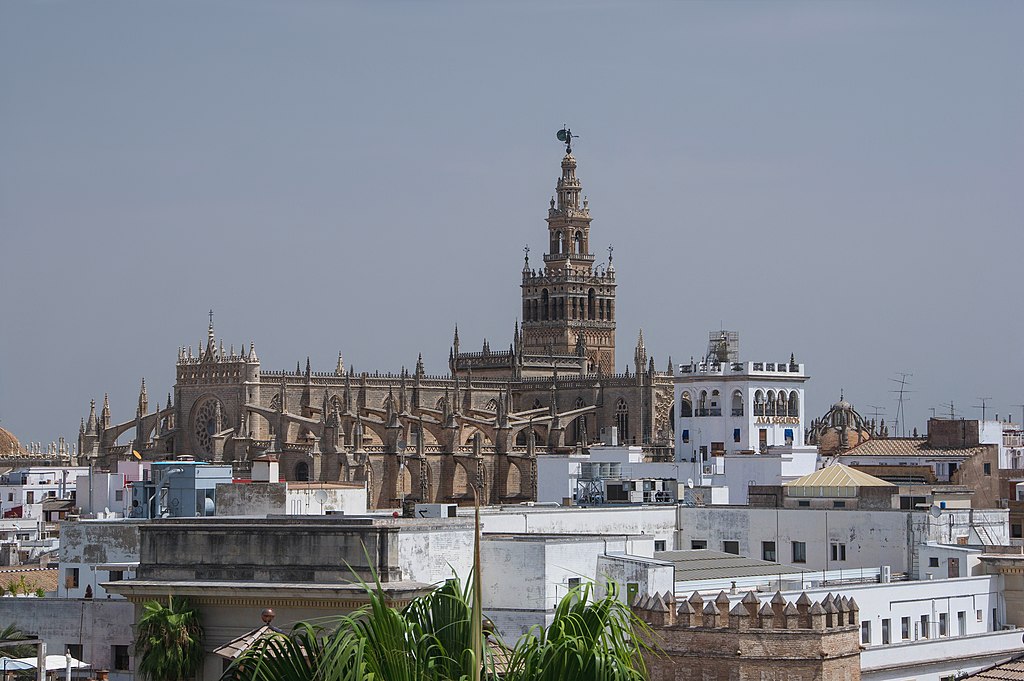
<box><xmin>2</xmin><ymin>1</ymin><xmax>1022</xmax><ymax>445</ymax></box>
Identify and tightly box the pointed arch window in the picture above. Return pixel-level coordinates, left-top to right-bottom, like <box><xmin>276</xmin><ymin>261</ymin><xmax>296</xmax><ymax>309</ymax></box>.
<box><xmin>680</xmin><ymin>392</ymin><xmax>693</xmax><ymax>418</ymax></box>
<box><xmin>615</xmin><ymin>398</ymin><xmax>629</xmax><ymax>443</ymax></box>
<box><xmin>573</xmin><ymin>397</ymin><xmax>587</xmax><ymax>444</ymax></box>
<box><xmin>574</xmin><ymin>231</ymin><xmax>583</xmax><ymax>254</ymax></box>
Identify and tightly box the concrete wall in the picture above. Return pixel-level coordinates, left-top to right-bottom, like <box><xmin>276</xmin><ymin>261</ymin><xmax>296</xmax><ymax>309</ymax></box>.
<box><xmin>0</xmin><ymin>598</ymin><xmax>134</xmax><ymax>681</ymax></box>
<box><xmin>479</xmin><ymin>506</ymin><xmax>677</xmax><ymax>548</ymax></box>
<box><xmin>215</xmin><ymin>482</ymin><xmax>288</xmax><ymax>516</ymax></box>
<box><xmin>676</xmin><ymin>506</ymin><xmax>914</xmax><ymax>572</ymax></box>
<box><xmin>481</xmin><ymin>535</ymin><xmax>658</xmax><ymax>639</ymax></box>
<box><xmin>58</xmin><ymin>520</ymin><xmax>142</xmax><ymax>599</ymax></box>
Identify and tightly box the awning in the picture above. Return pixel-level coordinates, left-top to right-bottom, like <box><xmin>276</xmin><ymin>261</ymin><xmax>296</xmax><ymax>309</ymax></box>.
<box><xmin>12</xmin><ymin>655</ymin><xmax>89</xmax><ymax>671</ymax></box>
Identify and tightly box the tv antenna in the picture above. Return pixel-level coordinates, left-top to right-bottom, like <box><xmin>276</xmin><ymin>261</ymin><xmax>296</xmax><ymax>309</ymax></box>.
<box><xmin>937</xmin><ymin>401</ymin><xmax>958</xmax><ymax>421</ymax></box>
<box><xmin>556</xmin><ymin>126</ymin><xmax>579</xmax><ymax>154</ymax></box>
<box><xmin>973</xmin><ymin>397</ymin><xmax>992</xmax><ymax>422</ymax></box>
<box><xmin>1012</xmin><ymin>404</ymin><xmax>1024</xmax><ymax>428</ymax></box>
<box><xmin>865</xmin><ymin>404</ymin><xmax>886</xmax><ymax>422</ymax></box>
<box><xmin>889</xmin><ymin>373</ymin><xmax>914</xmax><ymax>437</ymax></box>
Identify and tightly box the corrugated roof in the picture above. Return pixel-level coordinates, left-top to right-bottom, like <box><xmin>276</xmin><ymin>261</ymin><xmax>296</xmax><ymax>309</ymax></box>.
<box><xmin>966</xmin><ymin>653</ymin><xmax>1024</xmax><ymax>681</ymax></box>
<box><xmin>785</xmin><ymin>462</ymin><xmax>894</xmax><ymax>489</ymax></box>
<box><xmin>840</xmin><ymin>438</ymin><xmax>987</xmax><ymax>459</ymax></box>
<box><xmin>654</xmin><ymin>549</ymin><xmax>808</xmax><ymax>580</ymax></box>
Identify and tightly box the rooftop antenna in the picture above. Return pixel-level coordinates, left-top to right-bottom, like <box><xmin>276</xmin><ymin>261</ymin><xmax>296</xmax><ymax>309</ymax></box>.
<box><xmin>973</xmin><ymin>397</ymin><xmax>992</xmax><ymax>422</ymax></box>
<box><xmin>937</xmin><ymin>401</ymin><xmax>957</xmax><ymax>421</ymax></box>
<box><xmin>889</xmin><ymin>372</ymin><xmax>914</xmax><ymax>437</ymax></box>
<box><xmin>556</xmin><ymin>126</ymin><xmax>579</xmax><ymax>154</ymax></box>
<box><xmin>1012</xmin><ymin>404</ymin><xmax>1024</xmax><ymax>428</ymax></box>
<box><xmin>865</xmin><ymin>405</ymin><xmax>886</xmax><ymax>423</ymax></box>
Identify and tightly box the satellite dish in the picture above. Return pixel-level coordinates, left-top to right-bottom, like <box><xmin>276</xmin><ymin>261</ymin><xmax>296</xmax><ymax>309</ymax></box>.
<box><xmin>929</xmin><ymin>505</ymin><xmax>942</xmax><ymax>518</ymax></box>
<box><xmin>686</xmin><ymin>478</ymin><xmax>694</xmax><ymax>489</ymax></box>
<box><xmin>314</xmin><ymin>490</ymin><xmax>329</xmax><ymax>504</ymax></box>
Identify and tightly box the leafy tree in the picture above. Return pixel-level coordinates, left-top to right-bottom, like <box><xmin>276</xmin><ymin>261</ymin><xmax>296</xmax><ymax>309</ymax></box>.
<box><xmin>135</xmin><ymin>596</ymin><xmax>204</xmax><ymax>681</ymax></box>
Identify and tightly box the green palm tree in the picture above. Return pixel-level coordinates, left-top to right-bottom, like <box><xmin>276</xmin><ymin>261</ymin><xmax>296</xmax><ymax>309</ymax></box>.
<box><xmin>135</xmin><ymin>595</ymin><xmax>205</xmax><ymax>681</ymax></box>
<box><xmin>0</xmin><ymin>623</ymin><xmax>37</xmax><ymax>659</ymax></box>
<box><xmin>221</xmin><ymin>578</ymin><xmax>651</xmax><ymax>681</ymax></box>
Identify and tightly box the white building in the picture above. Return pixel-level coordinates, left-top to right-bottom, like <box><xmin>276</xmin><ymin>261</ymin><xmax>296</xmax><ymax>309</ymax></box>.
<box><xmin>668</xmin><ymin>553</ymin><xmax>1023</xmax><ymax>681</ymax></box>
<box><xmin>674</xmin><ymin>332</ymin><xmax>817</xmax><ymax>503</ymax></box>
<box><xmin>481</xmin><ymin>533</ymin><xmax>671</xmax><ymax>638</ymax></box>
<box><xmin>0</xmin><ymin>467</ymin><xmax>89</xmax><ymax>520</ymax></box>
<box><xmin>536</xmin><ymin>443</ymin><xmax>681</xmax><ymax>506</ymax></box>
<box><xmin>675</xmin><ymin>505</ymin><xmax>1010</xmax><ymax>573</ymax></box>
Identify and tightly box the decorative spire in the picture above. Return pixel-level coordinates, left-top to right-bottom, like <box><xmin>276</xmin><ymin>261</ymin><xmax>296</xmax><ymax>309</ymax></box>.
<box><xmin>86</xmin><ymin>400</ymin><xmax>98</xmax><ymax>434</ymax></box>
<box><xmin>305</xmin><ymin>357</ymin><xmax>312</xmax><ymax>380</ymax></box>
<box><xmin>453</xmin><ymin>325</ymin><xmax>460</xmax><ymax>356</ymax></box>
<box><xmin>335</xmin><ymin>351</ymin><xmax>345</xmax><ymax>376</ymax></box>
<box><xmin>523</xmin><ymin>244</ymin><xmax>530</xmax><ymax>272</ymax></box>
<box><xmin>415</xmin><ymin>353</ymin><xmax>425</xmax><ymax>377</ymax></box>
<box><xmin>667</xmin><ymin>356</ymin><xmax>674</xmax><ymax>376</ymax></box>
<box><xmin>248</xmin><ymin>342</ymin><xmax>258</xmax><ymax>363</ymax></box>
<box><xmin>137</xmin><ymin>378</ymin><xmax>148</xmax><ymax>418</ymax></box>
<box><xmin>607</xmin><ymin>245</ymin><xmax>615</xmax><ymax>272</ymax></box>
<box><xmin>101</xmin><ymin>393</ymin><xmax>111</xmax><ymax>427</ymax></box>
<box><xmin>206</xmin><ymin>310</ymin><xmax>216</xmax><ymax>358</ymax></box>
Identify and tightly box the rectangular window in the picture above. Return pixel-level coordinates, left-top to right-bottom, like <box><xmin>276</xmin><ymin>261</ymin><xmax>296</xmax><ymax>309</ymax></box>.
<box><xmin>758</xmin><ymin>429</ymin><xmax>768</xmax><ymax>450</ymax></box>
<box><xmin>112</xmin><ymin>645</ymin><xmax>130</xmax><ymax>671</ymax></box>
<box><xmin>929</xmin><ymin>557</ymin><xmax>939</xmax><ymax>567</ymax></box>
<box><xmin>108</xmin><ymin>570</ymin><xmax>124</xmax><ymax>582</ymax></box>
<box><xmin>67</xmin><ymin>644</ymin><xmax>83</xmax><ymax>661</ymax></box>
<box><xmin>977</xmin><ymin>609</ymin><xmax>983</xmax><ymax>622</ymax></box>
<box><xmin>723</xmin><ymin>540</ymin><xmax>739</xmax><ymax>555</ymax></box>
<box><xmin>567</xmin><ymin>577</ymin><xmax>581</xmax><ymax>590</ymax></box>
<box><xmin>833</xmin><ymin>500</ymin><xmax>846</xmax><ymax>508</ymax></box>
<box><xmin>1011</xmin><ymin>523</ymin><xmax>1022</xmax><ymax>539</ymax></box>
<box><xmin>921</xmin><ymin>615</ymin><xmax>930</xmax><ymax>639</ymax></box>
<box><xmin>882</xmin><ymin>618</ymin><xmax>891</xmax><ymax>645</ymax></box>
<box><xmin>654</xmin><ymin>540</ymin><xmax>666</xmax><ymax>552</ymax></box>
<box><xmin>792</xmin><ymin>541</ymin><xmax>807</xmax><ymax>563</ymax></box>
<box><xmin>797</xmin><ymin>500</ymin><xmax>810</xmax><ymax>507</ymax></box>
<box><xmin>115</xmin><ymin>490</ymin><xmax>124</xmax><ymax>502</ymax></box>
<box><xmin>784</xmin><ymin>428</ymin><xmax>794</xmax><ymax>444</ymax></box>
<box><xmin>831</xmin><ymin>542</ymin><xmax>847</xmax><ymax>561</ymax></box>
<box><xmin>65</xmin><ymin>567</ymin><xmax>79</xmax><ymax>589</ymax></box>
<box><xmin>958</xmin><ymin>611</ymin><xmax>966</xmax><ymax>636</ymax></box>
<box><xmin>901</xmin><ymin>616</ymin><xmax>910</xmax><ymax>640</ymax></box>
<box><xmin>733</xmin><ymin>428</ymin><xmax>741</xmax><ymax>443</ymax></box>
<box><xmin>939</xmin><ymin>612</ymin><xmax>948</xmax><ymax>636</ymax></box>
<box><xmin>983</xmin><ymin>462</ymin><xmax>992</xmax><ymax>476</ymax></box>
<box><xmin>26</xmin><ymin>491</ymin><xmax>34</xmax><ymax>504</ymax></box>
<box><xmin>762</xmin><ymin>541</ymin><xmax>776</xmax><ymax>562</ymax></box>
<box><xmin>691</xmin><ymin>540</ymin><xmax>707</xmax><ymax>550</ymax></box>
<box><xmin>682</xmin><ymin>429</ymin><xmax>689</xmax><ymax>444</ymax></box>
<box><xmin>861</xmin><ymin>620</ymin><xmax>871</xmax><ymax>645</ymax></box>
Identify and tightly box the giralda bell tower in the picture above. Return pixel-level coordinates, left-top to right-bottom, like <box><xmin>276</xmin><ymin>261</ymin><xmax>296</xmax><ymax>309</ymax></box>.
<box><xmin>521</xmin><ymin>129</ymin><xmax>617</xmax><ymax>374</ymax></box>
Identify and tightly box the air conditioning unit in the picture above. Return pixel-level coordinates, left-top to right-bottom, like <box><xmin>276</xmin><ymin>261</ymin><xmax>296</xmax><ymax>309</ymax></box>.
<box><xmin>414</xmin><ymin>503</ymin><xmax>458</xmax><ymax>518</ymax></box>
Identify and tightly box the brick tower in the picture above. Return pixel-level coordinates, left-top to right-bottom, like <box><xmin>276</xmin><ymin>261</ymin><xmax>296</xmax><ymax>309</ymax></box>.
<box><xmin>521</xmin><ymin>132</ymin><xmax>616</xmax><ymax>374</ymax></box>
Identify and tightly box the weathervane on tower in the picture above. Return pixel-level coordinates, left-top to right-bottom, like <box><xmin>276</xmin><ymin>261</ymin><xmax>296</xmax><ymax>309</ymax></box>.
<box><xmin>556</xmin><ymin>126</ymin><xmax>578</xmax><ymax>154</ymax></box>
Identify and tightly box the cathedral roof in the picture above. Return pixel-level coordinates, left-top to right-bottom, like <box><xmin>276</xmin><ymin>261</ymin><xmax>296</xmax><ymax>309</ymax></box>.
<box><xmin>0</xmin><ymin>426</ymin><xmax>24</xmax><ymax>456</ymax></box>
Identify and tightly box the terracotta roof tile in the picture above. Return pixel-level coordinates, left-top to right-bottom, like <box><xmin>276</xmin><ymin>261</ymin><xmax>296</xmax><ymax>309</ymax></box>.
<box><xmin>0</xmin><ymin>567</ymin><xmax>59</xmax><ymax>595</ymax></box>
<box><xmin>966</xmin><ymin>653</ymin><xmax>1024</xmax><ymax>680</ymax></box>
<box><xmin>840</xmin><ymin>438</ymin><xmax>987</xmax><ymax>458</ymax></box>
